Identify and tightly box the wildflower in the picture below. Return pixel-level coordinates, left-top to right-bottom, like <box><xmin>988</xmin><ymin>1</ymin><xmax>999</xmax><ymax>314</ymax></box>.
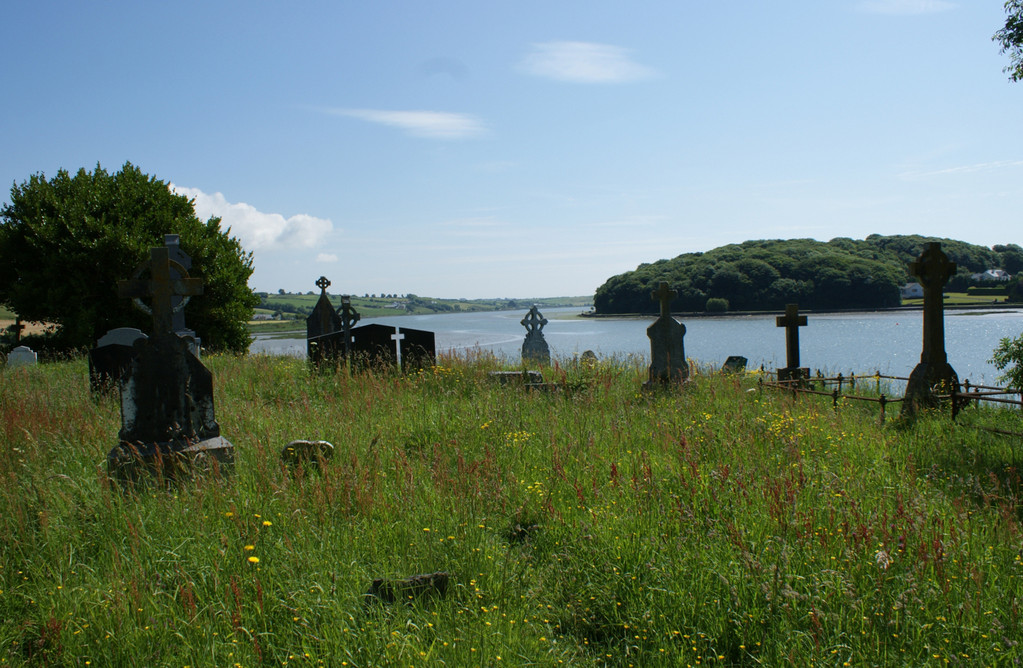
<box><xmin>262</xmin><ymin>520</ymin><xmax>272</xmax><ymax>527</ymax></box>
<box><xmin>248</xmin><ymin>556</ymin><xmax>259</xmax><ymax>564</ymax></box>
<box><xmin>244</xmin><ymin>545</ymin><xmax>255</xmax><ymax>551</ymax></box>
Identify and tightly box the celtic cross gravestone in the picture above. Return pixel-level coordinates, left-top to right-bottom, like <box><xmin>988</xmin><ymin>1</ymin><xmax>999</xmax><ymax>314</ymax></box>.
<box><xmin>902</xmin><ymin>242</ymin><xmax>958</xmax><ymax>416</ymax></box>
<box><xmin>521</xmin><ymin>304</ymin><xmax>551</xmax><ymax>364</ymax></box>
<box><xmin>646</xmin><ymin>282</ymin><xmax>688</xmax><ymax>386</ymax></box>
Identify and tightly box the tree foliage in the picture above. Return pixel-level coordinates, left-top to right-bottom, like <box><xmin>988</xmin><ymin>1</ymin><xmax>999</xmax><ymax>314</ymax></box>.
<box><xmin>991</xmin><ymin>334</ymin><xmax>1023</xmax><ymax>390</ymax></box>
<box><xmin>0</xmin><ymin>163</ymin><xmax>258</xmax><ymax>353</ymax></box>
<box><xmin>593</xmin><ymin>235</ymin><xmax>1020</xmax><ymax>315</ymax></box>
<box><xmin>994</xmin><ymin>0</ymin><xmax>1023</xmax><ymax>82</ymax></box>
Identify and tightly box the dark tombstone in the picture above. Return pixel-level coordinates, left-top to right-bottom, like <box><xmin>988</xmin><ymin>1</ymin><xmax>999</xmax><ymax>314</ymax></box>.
<box><xmin>88</xmin><ymin>327</ymin><xmax>148</xmax><ymax>392</ymax></box>
<box><xmin>12</xmin><ymin>317</ymin><xmax>24</xmax><ymax>344</ymax></box>
<box><xmin>489</xmin><ymin>370</ymin><xmax>545</xmax><ymax>386</ymax></box>
<box><xmin>521</xmin><ymin>305</ymin><xmax>551</xmax><ymax>365</ymax></box>
<box><xmin>399</xmin><ymin>327</ymin><xmax>436</xmax><ymax>372</ymax></box>
<box><xmin>902</xmin><ymin>242</ymin><xmax>959</xmax><ymax>416</ymax></box>
<box><xmin>722</xmin><ymin>356</ymin><xmax>747</xmax><ymax>374</ymax></box>
<box><xmin>646</xmin><ymin>282</ymin><xmax>688</xmax><ymax>386</ymax></box>
<box><xmin>775</xmin><ymin>304</ymin><xmax>809</xmax><ymax>383</ymax></box>
<box><xmin>107</xmin><ymin>246</ymin><xmax>233</xmax><ymax>486</ymax></box>
<box><xmin>351</xmin><ymin>323</ymin><xmax>398</xmax><ymax>367</ymax></box>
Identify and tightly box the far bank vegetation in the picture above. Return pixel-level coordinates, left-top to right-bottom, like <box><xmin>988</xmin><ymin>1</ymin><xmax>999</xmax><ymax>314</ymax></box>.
<box><xmin>594</xmin><ymin>235</ymin><xmax>1023</xmax><ymax>314</ymax></box>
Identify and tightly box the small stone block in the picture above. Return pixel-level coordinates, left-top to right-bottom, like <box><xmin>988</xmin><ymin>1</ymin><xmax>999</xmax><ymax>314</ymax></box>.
<box><xmin>364</xmin><ymin>571</ymin><xmax>449</xmax><ymax>606</ymax></box>
<box><xmin>281</xmin><ymin>440</ymin><xmax>334</xmax><ymax>469</ymax></box>
<box><xmin>722</xmin><ymin>356</ymin><xmax>747</xmax><ymax>374</ymax></box>
<box><xmin>488</xmin><ymin>370</ymin><xmax>544</xmax><ymax>385</ymax></box>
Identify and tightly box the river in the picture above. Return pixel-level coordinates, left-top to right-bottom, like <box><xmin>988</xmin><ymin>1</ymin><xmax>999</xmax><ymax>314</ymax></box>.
<box><xmin>250</xmin><ymin>307</ymin><xmax>1023</xmax><ymax>386</ymax></box>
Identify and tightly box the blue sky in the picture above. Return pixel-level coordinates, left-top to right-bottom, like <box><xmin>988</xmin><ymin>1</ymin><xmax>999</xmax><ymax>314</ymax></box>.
<box><xmin>2</xmin><ymin>1</ymin><xmax>1020</xmax><ymax>298</ymax></box>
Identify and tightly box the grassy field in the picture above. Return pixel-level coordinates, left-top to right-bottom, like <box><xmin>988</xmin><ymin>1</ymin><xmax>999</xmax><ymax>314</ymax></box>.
<box><xmin>902</xmin><ymin>292</ymin><xmax>1011</xmax><ymax>307</ymax></box>
<box><xmin>2</xmin><ymin>355</ymin><xmax>1022</xmax><ymax>666</ymax></box>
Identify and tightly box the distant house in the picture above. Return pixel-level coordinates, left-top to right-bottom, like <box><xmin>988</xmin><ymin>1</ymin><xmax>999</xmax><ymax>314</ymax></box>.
<box><xmin>970</xmin><ymin>269</ymin><xmax>1011</xmax><ymax>282</ymax></box>
<box><xmin>900</xmin><ymin>282</ymin><xmax>924</xmax><ymax>299</ymax></box>
<box><xmin>252</xmin><ymin>313</ymin><xmax>274</xmax><ymax>321</ymax></box>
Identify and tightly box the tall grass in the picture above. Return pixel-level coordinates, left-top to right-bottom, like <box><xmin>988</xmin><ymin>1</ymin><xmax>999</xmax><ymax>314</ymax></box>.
<box><xmin>1</xmin><ymin>354</ymin><xmax>1021</xmax><ymax>666</ymax></box>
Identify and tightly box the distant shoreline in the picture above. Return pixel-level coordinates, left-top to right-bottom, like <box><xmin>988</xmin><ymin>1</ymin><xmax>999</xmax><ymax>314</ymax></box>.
<box><xmin>580</xmin><ymin>301</ymin><xmax>1022</xmax><ymax>319</ymax></box>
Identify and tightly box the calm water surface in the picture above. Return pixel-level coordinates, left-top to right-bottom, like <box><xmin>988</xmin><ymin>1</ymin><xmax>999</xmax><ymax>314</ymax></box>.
<box><xmin>250</xmin><ymin>307</ymin><xmax>1023</xmax><ymax>385</ymax></box>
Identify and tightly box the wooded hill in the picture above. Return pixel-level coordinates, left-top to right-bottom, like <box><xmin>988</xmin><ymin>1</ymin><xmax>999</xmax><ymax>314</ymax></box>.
<box><xmin>593</xmin><ymin>235</ymin><xmax>1023</xmax><ymax>314</ymax></box>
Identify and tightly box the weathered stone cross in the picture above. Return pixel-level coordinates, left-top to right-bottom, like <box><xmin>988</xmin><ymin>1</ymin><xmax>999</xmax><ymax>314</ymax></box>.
<box><xmin>910</xmin><ymin>242</ymin><xmax>956</xmax><ymax>364</ymax></box>
<box><xmin>338</xmin><ymin>295</ymin><xmax>361</xmax><ymax>331</ymax></box>
<box><xmin>652</xmin><ymin>282</ymin><xmax>677</xmax><ymax>318</ymax></box>
<box><xmin>118</xmin><ymin>246</ymin><xmax>203</xmax><ymax>335</ymax></box>
<box><xmin>316</xmin><ymin>276</ymin><xmax>331</xmax><ymax>293</ymax></box>
<box><xmin>775</xmin><ymin>303</ymin><xmax>807</xmax><ymax>369</ymax></box>
<box><xmin>521</xmin><ymin>305</ymin><xmax>548</xmax><ymax>335</ymax></box>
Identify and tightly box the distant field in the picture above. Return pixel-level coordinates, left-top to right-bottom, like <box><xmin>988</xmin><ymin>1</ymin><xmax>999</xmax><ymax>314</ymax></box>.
<box><xmin>901</xmin><ymin>292</ymin><xmax>1011</xmax><ymax>307</ymax></box>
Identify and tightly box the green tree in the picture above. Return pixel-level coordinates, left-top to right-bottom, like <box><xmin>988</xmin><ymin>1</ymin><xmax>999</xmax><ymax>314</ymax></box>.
<box><xmin>0</xmin><ymin>162</ymin><xmax>258</xmax><ymax>353</ymax></box>
<box><xmin>994</xmin><ymin>0</ymin><xmax>1023</xmax><ymax>82</ymax></box>
<box><xmin>991</xmin><ymin>334</ymin><xmax>1023</xmax><ymax>390</ymax></box>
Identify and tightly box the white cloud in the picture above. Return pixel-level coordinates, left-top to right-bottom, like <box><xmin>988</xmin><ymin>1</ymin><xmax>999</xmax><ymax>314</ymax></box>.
<box><xmin>172</xmin><ymin>186</ymin><xmax>333</xmax><ymax>251</ymax></box>
<box><xmin>327</xmin><ymin>109</ymin><xmax>487</xmax><ymax>139</ymax></box>
<box><xmin>316</xmin><ymin>253</ymin><xmax>338</xmax><ymax>263</ymax></box>
<box><xmin>518</xmin><ymin>41</ymin><xmax>655</xmax><ymax>83</ymax></box>
<box><xmin>855</xmin><ymin>0</ymin><xmax>956</xmax><ymax>15</ymax></box>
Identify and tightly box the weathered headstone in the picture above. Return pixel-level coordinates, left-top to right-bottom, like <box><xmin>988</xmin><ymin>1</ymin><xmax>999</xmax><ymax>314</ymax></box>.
<box><xmin>775</xmin><ymin>304</ymin><xmax>809</xmax><ymax>383</ymax></box>
<box><xmin>902</xmin><ymin>242</ymin><xmax>958</xmax><ymax>416</ymax></box>
<box><xmin>580</xmin><ymin>350</ymin><xmax>598</xmax><ymax>368</ymax></box>
<box><xmin>107</xmin><ymin>246</ymin><xmax>233</xmax><ymax>486</ymax></box>
<box><xmin>6</xmin><ymin>345</ymin><xmax>37</xmax><ymax>368</ymax></box>
<box><xmin>646</xmin><ymin>282</ymin><xmax>688</xmax><ymax>386</ymax></box>
<box><xmin>722</xmin><ymin>356</ymin><xmax>748</xmax><ymax>374</ymax></box>
<box><xmin>520</xmin><ymin>305</ymin><xmax>551</xmax><ymax>365</ymax></box>
<box><xmin>88</xmin><ymin>327</ymin><xmax>148</xmax><ymax>392</ymax></box>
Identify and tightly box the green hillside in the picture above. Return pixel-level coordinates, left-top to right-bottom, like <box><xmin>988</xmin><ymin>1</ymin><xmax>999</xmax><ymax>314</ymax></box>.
<box><xmin>593</xmin><ymin>235</ymin><xmax>1023</xmax><ymax>314</ymax></box>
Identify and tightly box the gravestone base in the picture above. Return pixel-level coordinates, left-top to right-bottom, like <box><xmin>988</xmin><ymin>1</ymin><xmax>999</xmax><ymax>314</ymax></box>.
<box><xmin>902</xmin><ymin>360</ymin><xmax>958</xmax><ymax>416</ymax></box>
<box><xmin>489</xmin><ymin>370</ymin><xmax>545</xmax><ymax>388</ymax></box>
<box><xmin>107</xmin><ymin>436</ymin><xmax>234</xmax><ymax>488</ymax></box>
<box><xmin>776</xmin><ymin>367</ymin><xmax>810</xmax><ymax>384</ymax></box>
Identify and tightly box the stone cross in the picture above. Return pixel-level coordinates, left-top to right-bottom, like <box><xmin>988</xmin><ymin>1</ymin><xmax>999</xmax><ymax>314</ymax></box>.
<box><xmin>521</xmin><ymin>305</ymin><xmax>548</xmax><ymax>335</ymax></box>
<box><xmin>338</xmin><ymin>296</ymin><xmax>361</xmax><ymax>358</ymax></box>
<box><xmin>911</xmin><ymin>242</ymin><xmax>956</xmax><ymax>365</ymax></box>
<box><xmin>903</xmin><ymin>242</ymin><xmax>958</xmax><ymax>415</ymax></box>
<box><xmin>653</xmin><ymin>282</ymin><xmax>677</xmax><ymax>318</ymax></box>
<box><xmin>12</xmin><ymin>318</ymin><xmax>24</xmax><ymax>344</ymax></box>
<box><xmin>775</xmin><ymin>304</ymin><xmax>807</xmax><ymax>369</ymax></box>
<box><xmin>118</xmin><ymin>246</ymin><xmax>203</xmax><ymax>335</ymax></box>
<box><xmin>316</xmin><ymin>276</ymin><xmax>331</xmax><ymax>293</ymax></box>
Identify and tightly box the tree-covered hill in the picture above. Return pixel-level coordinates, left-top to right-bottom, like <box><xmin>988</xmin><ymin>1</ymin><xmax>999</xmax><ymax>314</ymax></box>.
<box><xmin>593</xmin><ymin>235</ymin><xmax>1023</xmax><ymax>314</ymax></box>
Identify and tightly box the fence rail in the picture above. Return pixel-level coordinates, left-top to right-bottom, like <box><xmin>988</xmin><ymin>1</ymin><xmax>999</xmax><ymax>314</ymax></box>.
<box><xmin>760</xmin><ymin>370</ymin><xmax>1022</xmax><ymax>431</ymax></box>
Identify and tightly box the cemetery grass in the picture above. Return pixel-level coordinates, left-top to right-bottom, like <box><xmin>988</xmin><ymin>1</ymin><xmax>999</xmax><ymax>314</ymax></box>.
<box><xmin>2</xmin><ymin>358</ymin><xmax>1023</xmax><ymax>666</ymax></box>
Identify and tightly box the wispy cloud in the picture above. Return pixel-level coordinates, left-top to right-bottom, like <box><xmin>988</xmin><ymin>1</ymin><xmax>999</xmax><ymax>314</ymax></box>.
<box><xmin>316</xmin><ymin>253</ymin><xmax>338</xmax><ymax>263</ymax></box>
<box><xmin>324</xmin><ymin>108</ymin><xmax>487</xmax><ymax>139</ymax></box>
<box><xmin>518</xmin><ymin>41</ymin><xmax>655</xmax><ymax>83</ymax></box>
<box><xmin>898</xmin><ymin>160</ymin><xmax>1023</xmax><ymax>180</ymax></box>
<box><xmin>172</xmin><ymin>186</ymin><xmax>333</xmax><ymax>251</ymax></box>
<box><xmin>855</xmin><ymin>0</ymin><xmax>956</xmax><ymax>15</ymax></box>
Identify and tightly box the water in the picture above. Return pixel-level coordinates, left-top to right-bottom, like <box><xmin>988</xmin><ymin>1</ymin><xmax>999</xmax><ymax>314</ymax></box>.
<box><xmin>250</xmin><ymin>307</ymin><xmax>1023</xmax><ymax>385</ymax></box>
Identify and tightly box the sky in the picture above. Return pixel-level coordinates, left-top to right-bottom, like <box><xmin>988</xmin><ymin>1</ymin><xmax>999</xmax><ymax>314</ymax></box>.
<box><xmin>2</xmin><ymin>1</ymin><xmax>1021</xmax><ymax>299</ymax></box>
